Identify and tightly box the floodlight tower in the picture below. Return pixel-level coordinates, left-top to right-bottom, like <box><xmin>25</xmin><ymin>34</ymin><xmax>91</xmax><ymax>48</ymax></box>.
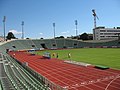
<box><xmin>3</xmin><ymin>16</ymin><xmax>6</xmax><ymax>41</ymax></box>
<box><xmin>53</xmin><ymin>23</ymin><xmax>55</xmax><ymax>39</ymax></box>
<box><xmin>75</xmin><ymin>20</ymin><xmax>78</xmax><ymax>36</ymax></box>
<box><xmin>92</xmin><ymin>9</ymin><xmax>99</xmax><ymax>28</ymax></box>
<box><xmin>21</xmin><ymin>21</ymin><xmax>24</xmax><ymax>39</ymax></box>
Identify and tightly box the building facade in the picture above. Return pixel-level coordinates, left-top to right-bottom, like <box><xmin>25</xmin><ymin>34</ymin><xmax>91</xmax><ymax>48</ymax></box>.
<box><xmin>93</xmin><ymin>27</ymin><xmax>120</xmax><ymax>40</ymax></box>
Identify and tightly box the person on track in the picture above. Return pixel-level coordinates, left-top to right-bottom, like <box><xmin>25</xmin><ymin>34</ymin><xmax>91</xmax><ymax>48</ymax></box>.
<box><xmin>56</xmin><ymin>53</ymin><xmax>58</xmax><ymax>58</ymax></box>
<box><xmin>68</xmin><ymin>52</ymin><xmax>71</xmax><ymax>59</ymax></box>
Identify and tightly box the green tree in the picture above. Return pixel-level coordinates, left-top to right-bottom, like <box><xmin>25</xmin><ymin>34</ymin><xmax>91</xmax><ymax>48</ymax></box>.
<box><xmin>55</xmin><ymin>36</ymin><xmax>64</xmax><ymax>39</ymax></box>
<box><xmin>80</xmin><ymin>33</ymin><xmax>88</xmax><ymax>40</ymax></box>
<box><xmin>6</xmin><ymin>32</ymin><xmax>16</xmax><ymax>40</ymax></box>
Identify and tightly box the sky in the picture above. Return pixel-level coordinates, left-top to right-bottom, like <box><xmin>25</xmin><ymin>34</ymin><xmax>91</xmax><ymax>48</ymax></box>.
<box><xmin>0</xmin><ymin>0</ymin><xmax>120</xmax><ymax>39</ymax></box>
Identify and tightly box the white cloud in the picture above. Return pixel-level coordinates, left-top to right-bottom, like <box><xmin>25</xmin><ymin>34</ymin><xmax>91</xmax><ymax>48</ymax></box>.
<box><xmin>39</xmin><ymin>33</ymin><xmax>43</xmax><ymax>35</ymax></box>
<box><xmin>61</xmin><ymin>32</ymin><xmax>67</xmax><ymax>34</ymax></box>
<box><xmin>9</xmin><ymin>30</ymin><xmax>22</xmax><ymax>35</ymax></box>
<box><xmin>61</xmin><ymin>31</ymin><xmax>69</xmax><ymax>34</ymax></box>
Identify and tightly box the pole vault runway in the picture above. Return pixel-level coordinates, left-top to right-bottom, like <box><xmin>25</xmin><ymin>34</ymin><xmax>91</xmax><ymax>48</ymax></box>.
<box><xmin>9</xmin><ymin>51</ymin><xmax>120</xmax><ymax>90</ymax></box>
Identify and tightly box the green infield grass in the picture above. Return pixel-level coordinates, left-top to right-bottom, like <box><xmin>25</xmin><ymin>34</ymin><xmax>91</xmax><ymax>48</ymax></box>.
<box><xmin>35</xmin><ymin>48</ymin><xmax>120</xmax><ymax>69</ymax></box>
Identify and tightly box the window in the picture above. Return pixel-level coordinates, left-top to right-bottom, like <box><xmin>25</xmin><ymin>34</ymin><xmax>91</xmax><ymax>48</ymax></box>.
<box><xmin>100</xmin><ymin>30</ymin><xmax>106</xmax><ymax>32</ymax></box>
<box><xmin>100</xmin><ymin>33</ymin><xmax>103</xmax><ymax>35</ymax></box>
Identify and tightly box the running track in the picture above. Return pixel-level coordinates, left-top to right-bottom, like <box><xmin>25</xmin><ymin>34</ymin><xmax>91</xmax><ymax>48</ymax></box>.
<box><xmin>9</xmin><ymin>51</ymin><xmax>120</xmax><ymax>90</ymax></box>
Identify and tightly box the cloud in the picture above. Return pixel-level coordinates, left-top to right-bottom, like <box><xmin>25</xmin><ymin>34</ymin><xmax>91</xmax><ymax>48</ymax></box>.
<box><xmin>9</xmin><ymin>30</ymin><xmax>22</xmax><ymax>35</ymax></box>
<box><xmin>61</xmin><ymin>32</ymin><xmax>67</xmax><ymax>34</ymax></box>
<box><xmin>61</xmin><ymin>31</ymin><xmax>69</xmax><ymax>34</ymax></box>
<box><xmin>39</xmin><ymin>33</ymin><xmax>43</xmax><ymax>35</ymax></box>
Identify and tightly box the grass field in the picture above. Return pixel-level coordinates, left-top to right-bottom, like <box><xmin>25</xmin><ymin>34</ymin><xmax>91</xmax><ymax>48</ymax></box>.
<box><xmin>35</xmin><ymin>48</ymin><xmax>120</xmax><ymax>69</ymax></box>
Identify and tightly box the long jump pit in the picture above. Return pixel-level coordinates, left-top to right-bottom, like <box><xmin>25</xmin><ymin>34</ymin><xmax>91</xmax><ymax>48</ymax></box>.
<box><xmin>9</xmin><ymin>51</ymin><xmax>120</xmax><ymax>90</ymax></box>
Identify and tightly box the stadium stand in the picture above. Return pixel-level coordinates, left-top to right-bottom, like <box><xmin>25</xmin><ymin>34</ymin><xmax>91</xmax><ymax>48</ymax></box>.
<box><xmin>5</xmin><ymin>54</ymin><xmax>49</xmax><ymax>90</ymax></box>
<box><xmin>73</xmin><ymin>40</ymin><xmax>79</xmax><ymax>48</ymax></box>
<box><xmin>49</xmin><ymin>39</ymin><xmax>57</xmax><ymax>49</ymax></box>
<box><xmin>0</xmin><ymin>63</ymin><xmax>15</xmax><ymax>90</ymax></box>
<box><xmin>16</xmin><ymin>40</ymin><xmax>33</xmax><ymax>49</ymax></box>
<box><xmin>0</xmin><ymin>39</ymin><xmax>120</xmax><ymax>52</ymax></box>
<box><xmin>42</xmin><ymin>39</ymin><xmax>52</xmax><ymax>49</ymax></box>
<box><xmin>0</xmin><ymin>49</ymin><xmax>49</xmax><ymax>90</ymax></box>
<box><xmin>65</xmin><ymin>39</ymin><xmax>74</xmax><ymax>48</ymax></box>
<box><xmin>32</xmin><ymin>39</ymin><xmax>44</xmax><ymax>49</ymax></box>
<box><xmin>9</xmin><ymin>40</ymin><xmax>26</xmax><ymax>50</ymax></box>
<box><xmin>55</xmin><ymin>39</ymin><xmax>66</xmax><ymax>48</ymax></box>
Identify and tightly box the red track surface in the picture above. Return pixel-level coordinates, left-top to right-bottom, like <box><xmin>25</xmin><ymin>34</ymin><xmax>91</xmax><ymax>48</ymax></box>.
<box><xmin>9</xmin><ymin>51</ymin><xmax>120</xmax><ymax>90</ymax></box>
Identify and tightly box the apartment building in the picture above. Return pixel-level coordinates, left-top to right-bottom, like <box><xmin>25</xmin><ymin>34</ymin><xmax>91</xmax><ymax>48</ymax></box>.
<box><xmin>93</xmin><ymin>27</ymin><xmax>120</xmax><ymax>40</ymax></box>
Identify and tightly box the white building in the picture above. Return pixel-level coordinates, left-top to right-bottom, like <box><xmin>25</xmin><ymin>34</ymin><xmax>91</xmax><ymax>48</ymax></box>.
<box><xmin>93</xmin><ymin>27</ymin><xmax>120</xmax><ymax>40</ymax></box>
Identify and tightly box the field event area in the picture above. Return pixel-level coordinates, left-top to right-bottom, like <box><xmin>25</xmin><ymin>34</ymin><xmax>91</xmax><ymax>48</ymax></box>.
<box><xmin>35</xmin><ymin>48</ymin><xmax>120</xmax><ymax>69</ymax></box>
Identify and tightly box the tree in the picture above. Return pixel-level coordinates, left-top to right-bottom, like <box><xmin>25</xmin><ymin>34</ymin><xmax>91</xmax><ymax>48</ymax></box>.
<box><xmin>59</xmin><ymin>36</ymin><xmax>64</xmax><ymax>38</ymax></box>
<box><xmin>40</xmin><ymin>38</ymin><xmax>44</xmax><ymax>39</ymax></box>
<box><xmin>6</xmin><ymin>32</ymin><xmax>16</xmax><ymax>40</ymax></box>
<box><xmin>80</xmin><ymin>33</ymin><xmax>88</xmax><ymax>40</ymax></box>
<box><xmin>26</xmin><ymin>38</ymin><xmax>30</xmax><ymax>39</ymax></box>
<box><xmin>55</xmin><ymin>36</ymin><xmax>64</xmax><ymax>39</ymax></box>
<box><xmin>88</xmin><ymin>34</ymin><xmax>93</xmax><ymax>40</ymax></box>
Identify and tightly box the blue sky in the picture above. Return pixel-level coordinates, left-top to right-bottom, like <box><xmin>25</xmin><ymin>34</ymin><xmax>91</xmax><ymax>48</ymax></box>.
<box><xmin>0</xmin><ymin>0</ymin><xmax>120</xmax><ymax>39</ymax></box>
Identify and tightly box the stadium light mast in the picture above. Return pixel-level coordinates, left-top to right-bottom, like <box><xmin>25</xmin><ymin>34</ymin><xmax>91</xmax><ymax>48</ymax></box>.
<box><xmin>53</xmin><ymin>23</ymin><xmax>55</xmax><ymax>39</ymax></box>
<box><xmin>21</xmin><ymin>21</ymin><xmax>24</xmax><ymax>39</ymax></box>
<box><xmin>92</xmin><ymin>9</ymin><xmax>99</xmax><ymax>28</ymax></box>
<box><xmin>3</xmin><ymin>16</ymin><xmax>6</xmax><ymax>41</ymax></box>
<box><xmin>75</xmin><ymin>20</ymin><xmax>78</xmax><ymax>36</ymax></box>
